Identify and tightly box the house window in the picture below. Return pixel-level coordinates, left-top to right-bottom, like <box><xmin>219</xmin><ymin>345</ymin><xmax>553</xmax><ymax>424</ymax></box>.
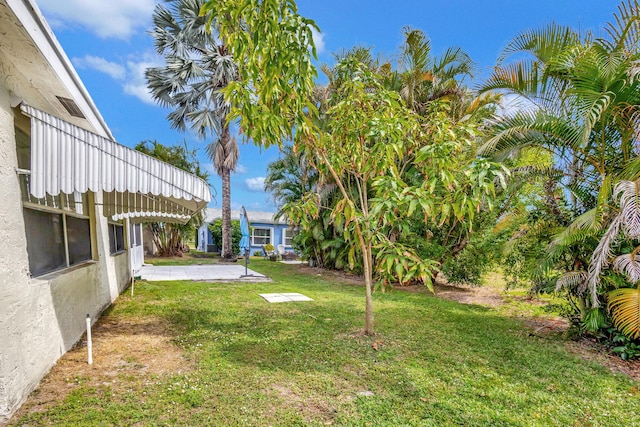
<box><xmin>251</xmin><ymin>227</ymin><xmax>272</xmax><ymax>246</ymax></box>
<box><xmin>17</xmin><ymin>125</ymin><xmax>93</xmax><ymax>277</ymax></box>
<box><xmin>22</xmin><ymin>204</ymin><xmax>92</xmax><ymax>276</ymax></box>
<box><xmin>108</xmin><ymin>223</ymin><xmax>126</xmax><ymax>254</ymax></box>
<box><xmin>283</xmin><ymin>228</ymin><xmax>295</xmax><ymax>247</ymax></box>
<box><xmin>23</xmin><ymin>208</ymin><xmax>66</xmax><ymax>276</ymax></box>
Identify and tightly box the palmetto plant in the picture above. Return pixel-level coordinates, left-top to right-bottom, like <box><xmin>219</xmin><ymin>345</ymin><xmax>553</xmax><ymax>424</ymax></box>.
<box><xmin>146</xmin><ymin>0</ymin><xmax>239</xmax><ymax>258</ymax></box>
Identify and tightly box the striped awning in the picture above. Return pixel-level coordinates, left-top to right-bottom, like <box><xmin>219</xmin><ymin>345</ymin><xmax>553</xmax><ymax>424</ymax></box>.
<box><xmin>21</xmin><ymin>104</ymin><xmax>211</xmax><ymax>224</ymax></box>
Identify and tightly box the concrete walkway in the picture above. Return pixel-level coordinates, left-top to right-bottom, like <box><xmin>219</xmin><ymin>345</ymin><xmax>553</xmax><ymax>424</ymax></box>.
<box><xmin>138</xmin><ymin>264</ymin><xmax>269</xmax><ymax>282</ymax></box>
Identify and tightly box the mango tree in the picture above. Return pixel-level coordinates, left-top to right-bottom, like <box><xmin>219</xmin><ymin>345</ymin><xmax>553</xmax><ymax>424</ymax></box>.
<box><xmin>200</xmin><ymin>0</ymin><xmax>505</xmax><ymax>335</ymax></box>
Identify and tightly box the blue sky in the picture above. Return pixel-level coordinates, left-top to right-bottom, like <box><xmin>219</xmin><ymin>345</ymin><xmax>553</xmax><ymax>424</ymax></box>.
<box><xmin>37</xmin><ymin>0</ymin><xmax>619</xmax><ymax>212</ymax></box>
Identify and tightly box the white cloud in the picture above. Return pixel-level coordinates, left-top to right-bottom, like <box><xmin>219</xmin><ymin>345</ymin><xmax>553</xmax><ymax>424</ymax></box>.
<box><xmin>73</xmin><ymin>55</ymin><xmax>125</xmax><ymax>80</ymax></box>
<box><xmin>123</xmin><ymin>55</ymin><xmax>165</xmax><ymax>105</ymax></box>
<box><xmin>71</xmin><ymin>51</ymin><xmax>164</xmax><ymax>105</ymax></box>
<box><xmin>234</xmin><ymin>164</ymin><xmax>248</xmax><ymax>174</ymax></box>
<box><xmin>311</xmin><ymin>27</ymin><xmax>326</xmax><ymax>54</ymax></box>
<box><xmin>245</xmin><ymin>177</ymin><xmax>266</xmax><ymax>192</ymax></box>
<box><xmin>37</xmin><ymin>0</ymin><xmax>155</xmax><ymax>40</ymax></box>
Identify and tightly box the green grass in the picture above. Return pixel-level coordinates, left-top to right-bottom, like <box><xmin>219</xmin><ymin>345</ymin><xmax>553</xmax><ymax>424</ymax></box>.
<box><xmin>12</xmin><ymin>260</ymin><xmax>640</xmax><ymax>426</ymax></box>
<box><xmin>144</xmin><ymin>252</ymin><xmax>219</xmax><ymax>266</ymax></box>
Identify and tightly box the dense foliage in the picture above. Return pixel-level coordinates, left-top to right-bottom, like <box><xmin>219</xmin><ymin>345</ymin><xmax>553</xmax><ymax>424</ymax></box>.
<box><xmin>135</xmin><ymin>140</ymin><xmax>209</xmax><ymax>256</ymax></box>
<box><xmin>480</xmin><ymin>0</ymin><xmax>640</xmax><ymax>350</ymax></box>
<box><xmin>269</xmin><ymin>42</ymin><xmax>505</xmax><ymax>291</ymax></box>
<box><xmin>208</xmin><ymin>219</ymin><xmax>242</xmax><ymax>256</ymax></box>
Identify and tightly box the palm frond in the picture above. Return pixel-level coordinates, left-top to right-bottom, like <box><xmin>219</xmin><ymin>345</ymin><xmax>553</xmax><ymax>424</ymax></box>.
<box><xmin>600</xmin><ymin>0</ymin><xmax>640</xmax><ymax>53</ymax></box>
<box><xmin>551</xmin><ymin>208</ymin><xmax>598</xmax><ymax>247</ymax></box>
<box><xmin>146</xmin><ymin>0</ymin><xmax>238</xmax><ymax>140</ymax></box>
<box><xmin>400</xmin><ymin>27</ymin><xmax>431</xmax><ymax>73</ymax></box>
<box><xmin>479</xmin><ymin>62</ymin><xmax>544</xmax><ymax>97</ymax></box>
<box><xmin>555</xmin><ymin>271</ymin><xmax>587</xmax><ymax>292</ymax></box>
<box><xmin>614</xmin><ymin>180</ymin><xmax>640</xmax><ymax>238</ymax></box>
<box><xmin>480</xmin><ymin>111</ymin><xmax>582</xmax><ymax>158</ymax></box>
<box><xmin>620</xmin><ymin>156</ymin><xmax>640</xmax><ymax>180</ymax></box>
<box><xmin>613</xmin><ymin>253</ymin><xmax>640</xmax><ymax>283</ymax></box>
<box><xmin>498</xmin><ymin>22</ymin><xmax>580</xmax><ymax>66</ymax></box>
<box><xmin>582</xmin><ymin>307</ymin><xmax>608</xmax><ymax>333</ymax></box>
<box><xmin>608</xmin><ymin>285</ymin><xmax>640</xmax><ymax>339</ymax></box>
<box><xmin>587</xmin><ymin>215</ymin><xmax>622</xmax><ymax>306</ymax></box>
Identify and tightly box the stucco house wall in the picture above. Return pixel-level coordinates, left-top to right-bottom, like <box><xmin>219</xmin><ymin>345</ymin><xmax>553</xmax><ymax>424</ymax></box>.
<box><xmin>0</xmin><ymin>83</ymin><xmax>134</xmax><ymax>419</ymax></box>
<box><xmin>0</xmin><ymin>0</ymin><xmax>209</xmax><ymax>420</ymax></box>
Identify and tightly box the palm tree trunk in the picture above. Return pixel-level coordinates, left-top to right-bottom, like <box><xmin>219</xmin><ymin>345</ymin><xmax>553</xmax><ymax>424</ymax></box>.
<box><xmin>221</xmin><ymin>125</ymin><xmax>233</xmax><ymax>259</ymax></box>
<box><xmin>221</xmin><ymin>168</ymin><xmax>232</xmax><ymax>258</ymax></box>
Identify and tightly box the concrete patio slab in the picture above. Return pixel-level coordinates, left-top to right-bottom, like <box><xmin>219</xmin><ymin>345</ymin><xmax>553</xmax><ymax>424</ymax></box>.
<box><xmin>259</xmin><ymin>293</ymin><xmax>313</xmax><ymax>303</ymax></box>
<box><xmin>138</xmin><ymin>264</ymin><xmax>269</xmax><ymax>282</ymax></box>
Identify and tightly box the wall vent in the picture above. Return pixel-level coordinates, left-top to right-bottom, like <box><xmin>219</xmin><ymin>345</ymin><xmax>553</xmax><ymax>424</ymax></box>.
<box><xmin>56</xmin><ymin>96</ymin><xmax>85</xmax><ymax>119</ymax></box>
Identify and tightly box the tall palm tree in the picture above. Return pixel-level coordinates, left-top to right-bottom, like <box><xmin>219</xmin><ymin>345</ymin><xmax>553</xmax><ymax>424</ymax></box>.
<box><xmin>146</xmin><ymin>0</ymin><xmax>239</xmax><ymax>259</ymax></box>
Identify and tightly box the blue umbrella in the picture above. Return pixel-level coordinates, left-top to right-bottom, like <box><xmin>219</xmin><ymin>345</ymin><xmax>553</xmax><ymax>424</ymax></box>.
<box><xmin>239</xmin><ymin>207</ymin><xmax>252</xmax><ymax>276</ymax></box>
<box><xmin>239</xmin><ymin>206</ymin><xmax>250</xmax><ymax>252</ymax></box>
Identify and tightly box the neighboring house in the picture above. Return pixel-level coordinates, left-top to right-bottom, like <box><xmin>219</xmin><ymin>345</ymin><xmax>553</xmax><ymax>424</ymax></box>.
<box><xmin>0</xmin><ymin>0</ymin><xmax>211</xmax><ymax>420</ymax></box>
<box><xmin>197</xmin><ymin>208</ymin><xmax>295</xmax><ymax>255</ymax></box>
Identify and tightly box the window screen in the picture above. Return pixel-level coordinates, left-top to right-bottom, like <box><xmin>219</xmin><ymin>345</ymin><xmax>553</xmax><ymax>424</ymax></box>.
<box><xmin>17</xmin><ymin>124</ymin><xmax>93</xmax><ymax>277</ymax></box>
<box><xmin>109</xmin><ymin>223</ymin><xmax>125</xmax><ymax>254</ymax></box>
<box><xmin>66</xmin><ymin>215</ymin><xmax>92</xmax><ymax>265</ymax></box>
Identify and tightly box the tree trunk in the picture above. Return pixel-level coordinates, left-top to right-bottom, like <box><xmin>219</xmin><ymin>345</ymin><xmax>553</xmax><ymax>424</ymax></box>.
<box><xmin>221</xmin><ymin>126</ymin><xmax>233</xmax><ymax>259</ymax></box>
<box><xmin>363</xmin><ymin>243</ymin><xmax>375</xmax><ymax>336</ymax></box>
<box><xmin>221</xmin><ymin>168</ymin><xmax>233</xmax><ymax>258</ymax></box>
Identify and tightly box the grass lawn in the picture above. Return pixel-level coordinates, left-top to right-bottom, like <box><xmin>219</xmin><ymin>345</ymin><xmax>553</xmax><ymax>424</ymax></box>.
<box><xmin>144</xmin><ymin>252</ymin><xmax>219</xmax><ymax>266</ymax></box>
<box><xmin>10</xmin><ymin>260</ymin><xmax>640</xmax><ymax>426</ymax></box>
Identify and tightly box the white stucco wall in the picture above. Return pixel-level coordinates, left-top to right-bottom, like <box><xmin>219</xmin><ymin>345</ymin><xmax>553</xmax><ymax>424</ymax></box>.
<box><xmin>0</xmin><ymin>65</ymin><xmax>30</xmax><ymax>422</ymax></box>
<box><xmin>0</xmin><ymin>85</ymin><xmax>132</xmax><ymax>421</ymax></box>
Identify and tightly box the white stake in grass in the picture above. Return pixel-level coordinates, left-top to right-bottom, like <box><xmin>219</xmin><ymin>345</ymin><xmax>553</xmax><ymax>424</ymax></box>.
<box><xmin>86</xmin><ymin>314</ymin><xmax>92</xmax><ymax>365</ymax></box>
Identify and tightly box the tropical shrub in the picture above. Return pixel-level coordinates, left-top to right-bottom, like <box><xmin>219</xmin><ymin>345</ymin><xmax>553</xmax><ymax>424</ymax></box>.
<box><xmin>610</xmin><ymin>330</ymin><xmax>640</xmax><ymax>360</ymax></box>
<box><xmin>209</xmin><ymin>219</ymin><xmax>242</xmax><ymax>255</ymax></box>
<box><xmin>479</xmin><ymin>0</ymin><xmax>640</xmax><ymax>349</ymax></box>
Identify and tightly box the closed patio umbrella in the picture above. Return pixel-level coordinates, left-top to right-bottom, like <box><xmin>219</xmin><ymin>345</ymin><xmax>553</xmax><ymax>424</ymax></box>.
<box><xmin>239</xmin><ymin>207</ymin><xmax>252</xmax><ymax>276</ymax></box>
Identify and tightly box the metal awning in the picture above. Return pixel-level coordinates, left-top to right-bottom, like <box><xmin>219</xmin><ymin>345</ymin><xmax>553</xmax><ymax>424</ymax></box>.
<box><xmin>21</xmin><ymin>104</ymin><xmax>211</xmax><ymax>223</ymax></box>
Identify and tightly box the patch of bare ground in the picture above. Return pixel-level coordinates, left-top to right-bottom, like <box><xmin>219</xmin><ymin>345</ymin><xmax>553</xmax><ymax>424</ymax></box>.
<box><xmin>297</xmin><ymin>265</ymin><xmax>364</xmax><ymax>286</ymax></box>
<box><xmin>433</xmin><ymin>282</ymin><xmax>504</xmax><ymax>307</ymax></box>
<box><xmin>10</xmin><ymin>315</ymin><xmax>190</xmax><ymax>421</ymax></box>
<box><xmin>566</xmin><ymin>339</ymin><xmax>640</xmax><ymax>382</ymax></box>
<box><xmin>267</xmin><ymin>383</ymin><xmax>340</xmax><ymax>425</ymax></box>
